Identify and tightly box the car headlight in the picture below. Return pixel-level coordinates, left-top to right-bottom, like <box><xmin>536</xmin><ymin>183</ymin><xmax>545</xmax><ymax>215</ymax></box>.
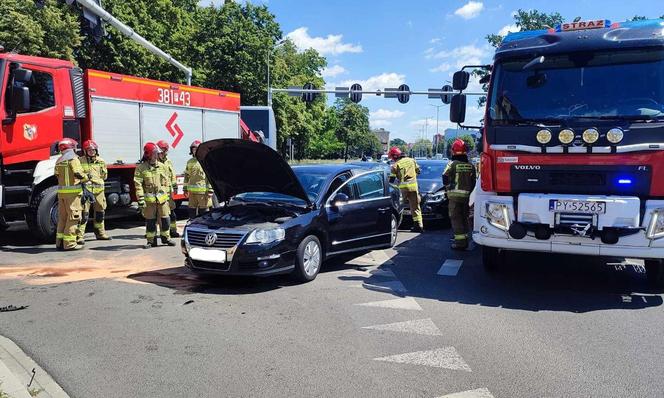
<box><xmin>646</xmin><ymin>209</ymin><xmax>664</xmax><ymax>240</ymax></box>
<box><xmin>558</xmin><ymin>129</ymin><xmax>575</xmax><ymax>145</ymax></box>
<box><xmin>582</xmin><ymin>128</ymin><xmax>599</xmax><ymax>144</ymax></box>
<box><xmin>426</xmin><ymin>191</ymin><xmax>446</xmax><ymax>204</ymax></box>
<box><xmin>607</xmin><ymin>128</ymin><xmax>624</xmax><ymax>144</ymax></box>
<box><xmin>246</xmin><ymin>228</ymin><xmax>286</xmax><ymax>245</ymax></box>
<box><xmin>536</xmin><ymin>129</ymin><xmax>552</xmax><ymax>144</ymax></box>
<box><xmin>486</xmin><ymin>202</ymin><xmax>511</xmax><ymax>231</ymax></box>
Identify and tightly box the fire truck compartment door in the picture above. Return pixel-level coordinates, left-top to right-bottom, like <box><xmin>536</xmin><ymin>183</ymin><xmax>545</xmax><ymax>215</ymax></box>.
<box><xmin>203</xmin><ymin>110</ymin><xmax>240</xmax><ymax>142</ymax></box>
<box><xmin>91</xmin><ymin>98</ymin><xmax>141</xmax><ymax>166</ymax></box>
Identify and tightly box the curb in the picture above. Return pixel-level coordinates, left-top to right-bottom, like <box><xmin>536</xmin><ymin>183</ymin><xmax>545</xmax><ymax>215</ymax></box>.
<box><xmin>0</xmin><ymin>335</ymin><xmax>70</xmax><ymax>398</ymax></box>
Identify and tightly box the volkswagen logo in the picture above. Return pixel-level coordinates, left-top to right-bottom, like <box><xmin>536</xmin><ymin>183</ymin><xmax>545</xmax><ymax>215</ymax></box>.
<box><xmin>204</xmin><ymin>233</ymin><xmax>217</xmax><ymax>246</ymax></box>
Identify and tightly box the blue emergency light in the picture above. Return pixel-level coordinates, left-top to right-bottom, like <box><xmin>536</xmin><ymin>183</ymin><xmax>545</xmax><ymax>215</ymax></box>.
<box><xmin>618</xmin><ymin>178</ymin><xmax>632</xmax><ymax>185</ymax></box>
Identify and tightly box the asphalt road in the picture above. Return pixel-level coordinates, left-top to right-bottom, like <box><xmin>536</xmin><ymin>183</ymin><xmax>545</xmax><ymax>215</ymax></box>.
<box><xmin>1</xmin><ymin>218</ymin><xmax>663</xmax><ymax>398</ymax></box>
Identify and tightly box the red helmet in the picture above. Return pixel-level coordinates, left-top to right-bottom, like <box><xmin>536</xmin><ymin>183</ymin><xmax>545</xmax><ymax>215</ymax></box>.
<box><xmin>58</xmin><ymin>138</ymin><xmax>78</xmax><ymax>153</ymax></box>
<box><xmin>82</xmin><ymin>139</ymin><xmax>98</xmax><ymax>154</ymax></box>
<box><xmin>451</xmin><ymin>139</ymin><xmax>467</xmax><ymax>155</ymax></box>
<box><xmin>388</xmin><ymin>146</ymin><xmax>402</xmax><ymax>161</ymax></box>
<box><xmin>156</xmin><ymin>140</ymin><xmax>170</xmax><ymax>152</ymax></box>
<box><xmin>143</xmin><ymin>142</ymin><xmax>161</xmax><ymax>159</ymax></box>
<box><xmin>190</xmin><ymin>140</ymin><xmax>202</xmax><ymax>155</ymax></box>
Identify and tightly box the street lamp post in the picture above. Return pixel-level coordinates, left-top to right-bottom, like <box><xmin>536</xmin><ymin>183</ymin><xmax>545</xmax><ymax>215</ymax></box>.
<box><xmin>267</xmin><ymin>39</ymin><xmax>287</xmax><ymax>106</ymax></box>
<box><xmin>429</xmin><ymin>104</ymin><xmax>444</xmax><ymax>155</ymax></box>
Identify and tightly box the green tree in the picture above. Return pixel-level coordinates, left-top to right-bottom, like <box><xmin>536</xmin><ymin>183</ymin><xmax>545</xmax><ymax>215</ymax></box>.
<box><xmin>446</xmin><ymin>134</ymin><xmax>476</xmax><ymax>157</ymax></box>
<box><xmin>334</xmin><ymin>99</ymin><xmax>371</xmax><ymax>161</ymax></box>
<box><xmin>0</xmin><ymin>0</ymin><xmax>81</xmax><ymax>61</ymax></box>
<box><xmin>389</xmin><ymin>138</ymin><xmax>408</xmax><ymax>153</ymax></box>
<box><xmin>410</xmin><ymin>139</ymin><xmax>433</xmax><ymax>158</ymax></box>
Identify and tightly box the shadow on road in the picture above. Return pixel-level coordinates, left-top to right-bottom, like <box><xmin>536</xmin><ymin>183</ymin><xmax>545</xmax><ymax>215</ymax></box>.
<box><xmin>381</xmin><ymin>230</ymin><xmax>664</xmax><ymax>313</ymax></box>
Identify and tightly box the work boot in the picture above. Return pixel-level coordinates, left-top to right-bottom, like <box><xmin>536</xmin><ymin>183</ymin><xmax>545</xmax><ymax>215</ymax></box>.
<box><xmin>170</xmin><ymin>230</ymin><xmax>181</xmax><ymax>238</ymax></box>
<box><xmin>77</xmin><ymin>239</ymin><xmax>85</xmax><ymax>246</ymax></box>
<box><xmin>451</xmin><ymin>240</ymin><xmax>468</xmax><ymax>250</ymax></box>
<box><xmin>95</xmin><ymin>232</ymin><xmax>112</xmax><ymax>240</ymax></box>
<box><xmin>411</xmin><ymin>225</ymin><xmax>424</xmax><ymax>233</ymax></box>
<box><xmin>161</xmin><ymin>236</ymin><xmax>176</xmax><ymax>246</ymax></box>
<box><xmin>144</xmin><ymin>238</ymin><xmax>158</xmax><ymax>249</ymax></box>
<box><xmin>64</xmin><ymin>244</ymin><xmax>84</xmax><ymax>251</ymax></box>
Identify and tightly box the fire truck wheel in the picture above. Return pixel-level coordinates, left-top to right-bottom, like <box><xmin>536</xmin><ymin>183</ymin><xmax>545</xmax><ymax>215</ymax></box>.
<box><xmin>482</xmin><ymin>245</ymin><xmax>506</xmax><ymax>272</ymax></box>
<box><xmin>26</xmin><ymin>185</ymin><xmax>58</xmax><ymax>243</ymax></box>
<box><xmin>645</xmin><ymin>259</ymin><xmax>664</xmax><ymax>287</ymax></box>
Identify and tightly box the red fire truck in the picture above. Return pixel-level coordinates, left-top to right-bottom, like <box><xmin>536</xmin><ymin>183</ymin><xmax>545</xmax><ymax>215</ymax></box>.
<box><xmin>0</xmin><ymin>51</ymin><xmax>263</xmax><ymax>241</ymax></box>
<box><xmin>450</xmin><ymin>18</ymin><xmax>664</xmax><ymax>285</ymax></box>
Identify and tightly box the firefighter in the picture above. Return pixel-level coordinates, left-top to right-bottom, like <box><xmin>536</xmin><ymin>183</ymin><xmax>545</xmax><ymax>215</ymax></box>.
<box><xmin>184</xmin><ymin>140</ymin><xmax>213</xmax><ymax>218</ymax></box>
<box><xmin>389</xmin><ymin>146</ymin><xmax>424</xmax><ymax>233</ymax></box>
<box><xmin>156</xmin><ymin>140</ymin><xmax>180</xmax><ymax>238</ymax></box>
<box><xmin>54</xmin><ymin>138</ymin><xmax>88</xmax><ymax>251</ymax></box>
<box><xmin>443</xmin><ymin>139</ymin><xmax>477</xmax><ymax>250</ymax></box>
<box><xmin>77</xmin><ymin>140</ymin><xmax>111</xmax><ymax>243</ymax></box>
<box><xmin>134</xmin><ymin>142</ymin><xmax>175</xmax><ymax>248</ymax></box>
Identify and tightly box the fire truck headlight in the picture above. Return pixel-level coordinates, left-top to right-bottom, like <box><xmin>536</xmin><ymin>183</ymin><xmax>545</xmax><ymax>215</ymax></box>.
<box><xmin>536</xmin><ymin>129</ymin><xmax>552</xmax><ymax>144</ymax></box>
<box><xmin>582</xmin><ymin>128</ymin><xmax>599</xmax><ymax>144</ymax></box>
<box><xmin>607</xmin><ymin>128</ymin><xmax>624</xmax><ymax>144</ymax></box>
<box><xmin>558</xmin><ymin>129</ymin><xmax>575</xmax><ymax>145</ymax></box>
<box><xmin>646</xmin><ymin>209</ymin><xmax>664</xmax><ymax>240</ymax></box>
<box><xmin>486</xmin><ymin>203</ymin><xmax>510</xmax><ymax>231</ymax></box>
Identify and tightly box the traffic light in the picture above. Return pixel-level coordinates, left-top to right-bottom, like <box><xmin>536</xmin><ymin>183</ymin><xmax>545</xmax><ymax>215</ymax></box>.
<box><xmin>82</xmin><ymin>1</ymin><xmax>106</xmax><ymax>43</ymax></box>
<box><xmin>301</xmin><ymin>83</ymin><xmax>318</xmax><ymax>103</ymax></box>
<box><xmin>397</xmin><ymin>84</ymin><xmax>410</xmax><ymax>104</ymax></box>
<box><xmin>350</xmin><ymin>84</ymin><xmax>362</xmax><ymax>103</ymax></box>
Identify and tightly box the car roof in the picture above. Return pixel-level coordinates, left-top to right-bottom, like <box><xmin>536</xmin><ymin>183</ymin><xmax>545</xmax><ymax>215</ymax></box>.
<box><xmin>417</xmin><ymin>159</ymin><xmax>448</xmax><ymax>165</ymax></box>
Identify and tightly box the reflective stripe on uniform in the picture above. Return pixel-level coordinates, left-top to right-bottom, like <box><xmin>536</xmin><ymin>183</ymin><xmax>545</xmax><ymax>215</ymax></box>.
<box><xmin>447</xmin><ymin>189</ymin><xmax>470</xmax><ymax>198</ymax></box>
<box><xmin>90</xmin><ymin>184</ymin><xmax>104</xmax><ymax>194</ymax></box>
<box><xmin>398</xmin><ymin>181</ymin><xmax>417</xmax><ymax>189</ymax></box>
<box><xmin>146</xmin><ymin>231</ymin><xmax>156</xmax><ymax>239</ymax></box>
<box><xmin>145</xmin><ymin>193</ymin><xmax>170</xmax><ymax>203</ymax></box>
<box><xmin>187</xmin><ymin>184</ymin><xmax>208</xmax><ymax>193</ymax></box>
<box><xmin>56</xmin><ymin>233</ymin><xmax>65</xmax><ymax>239</ymax></box>
<box><xmin>454</xmin><ymin>234</ymin><xmax>467</xmax><ymax>241</ymax></box>
<box><xmin>58</xmin><ymin>185</ymin><xmax>82</xmax><ymax>194</ymax></box>
<box><xmin>62</xmin><ymin>234</ymin><xmax>77</xmax><ymax>242</ymax></box>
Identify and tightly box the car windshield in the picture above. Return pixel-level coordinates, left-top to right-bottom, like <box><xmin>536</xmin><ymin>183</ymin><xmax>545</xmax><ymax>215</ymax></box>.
<box><xmin>229</xmin><ymin>169</ymin><xmax>329</xmax><ymax>205</ymax></box>
<box><xmin>418</xmin><ymin>162</ymin><xmax>447</xmax><ymax>179</ymax></box>
<box><xmin>489</xmin><ymin>48</ymin><xmax>664</xmax><ymax>123</ymax></box>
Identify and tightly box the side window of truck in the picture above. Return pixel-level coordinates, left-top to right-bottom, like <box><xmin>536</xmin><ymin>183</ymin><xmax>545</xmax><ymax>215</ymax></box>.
<box><xmin>3</xmin><ymin>70</ymin><xmax>55</xmax><ymax>114</ymax></box>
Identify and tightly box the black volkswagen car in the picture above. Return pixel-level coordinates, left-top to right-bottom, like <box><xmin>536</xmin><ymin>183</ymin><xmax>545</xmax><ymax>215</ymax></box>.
<box><xmin>402</xmin><ymin>159</ymin><xmax>449</xmax><ymax>223</ymax></box>
<box><xmin>181</xmin><ymin>139</ymin><xmax>401</xmax><ymax>282</ymax></box>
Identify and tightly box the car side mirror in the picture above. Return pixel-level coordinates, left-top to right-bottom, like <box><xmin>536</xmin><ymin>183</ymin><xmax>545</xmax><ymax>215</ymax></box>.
<box><xmin>452</xmin><ymin>71</ymin><xmax>470</xmax><ymax>91</ymax></box>
<box><xmin>450</xmin><ymin>94</ymin><xmax>467</xmax><ymax>123</ymax></box>
<box><xmin>331</xmin><ymin>192</ymin><xmax>349</xmax><ymax>208</ymax></box>
<box><xmin>12</xmin><ymin>86</ymin><xmax>30</xmax><ymax>113</ymax></box>
<box><xmin>13</xmin><ymin>68</ymin><xmax>32</xmax><ymax>83</ymax></box>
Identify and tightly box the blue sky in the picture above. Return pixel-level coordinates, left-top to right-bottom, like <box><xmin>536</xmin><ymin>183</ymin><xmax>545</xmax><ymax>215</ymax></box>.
<box><xmin>211</xmin><ymin>0</ymin><xmax>664</xmax><ymax>143</ymax></box>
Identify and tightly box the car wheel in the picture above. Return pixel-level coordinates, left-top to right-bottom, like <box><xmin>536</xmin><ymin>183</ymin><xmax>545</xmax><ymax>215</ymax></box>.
<box><xmin>482</xmin><ymin>245</ymin><xmax>506</xmax><ymax>272</ymax></box>
<box><xmin>390</xmin><ymin>214</ymin><xmax>398</xmax><ymax>247</ymax></box>
<box><xmin>293</xmin><ymin>235</ymin><xmax>322</xmax><ymax>282</ymax></box>
<box><xmin>645</xmin><ymin>259</ymin><xmax>664</xmax><ymax>287</ymax></box>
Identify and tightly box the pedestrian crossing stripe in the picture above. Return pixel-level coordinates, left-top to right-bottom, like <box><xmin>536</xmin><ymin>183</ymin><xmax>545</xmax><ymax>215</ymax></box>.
<box><xmin>362</xmin><ymin>318</ymin><xmax>442</xmax><ymax>336</ymax></box>
<box><xmin>354</xmin><ymin>297</ymin><xmax>423</xmax><ymax>311</ymax></box>
<box><xmin>436</xmin><ymin>388</ymin><xmax>494</xmax><ymax>398</ymax></box>
<box><xmin>373</xmin><ymin>347</ymin><xmax>471</xmax><ymax>371</ymax></box>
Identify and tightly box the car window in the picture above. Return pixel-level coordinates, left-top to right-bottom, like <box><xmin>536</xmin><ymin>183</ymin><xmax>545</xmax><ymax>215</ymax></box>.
<box><xmin>325</xmin><ymin>172</ymin><xmax>352</xmax><ymax>200</ymax></box>
<box><xmin>4</xmin><ymin>70</ymin><xmax>56</xmax><ymax>114</ymax></box>
<box><xmin>355</xmin><ymin>172</ymin><xmax>385</xmax><ymax>200</ymax></box>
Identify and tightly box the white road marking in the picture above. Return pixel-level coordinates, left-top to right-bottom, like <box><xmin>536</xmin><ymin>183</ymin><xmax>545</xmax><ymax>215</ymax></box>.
<box><xmin>373</xmin><ymin>347</ymin><xmax>471</xmax><ymax>371</ymax></box>
<box><xmin>354</xmin><ymin>297</ymin><xmax>423</xmax><ymax>311</ymax></box>
<box><xmin>437</xmin><ymin>259</ymin><xmax>463</xmax><ymax>276</ymax></box>
<box><xmin>436</xmin><ymin>388</ymin><xmax>495</xmax><ymax>398</ymax></box>
<box><xmin>361</xmin><ymin>280</ymin><xmax>407</xmax><ymax>294</ymax></box>
<box><xmin>371</xmin><ymin>250</ymin><xmax>393</xmax><ymax>265</ymax></box>
<box><xmin>347</xmin><ymin>268</ymin><xmax>397</xmax><ymax>278</ymax></box>
<box><xmin>362</xmin><ymin>318</ymin><xmax>442</xmax><ymax>336</ymax></box>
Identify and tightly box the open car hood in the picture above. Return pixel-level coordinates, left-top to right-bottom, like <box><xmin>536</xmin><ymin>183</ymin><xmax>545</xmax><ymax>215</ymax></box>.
<box><xmin>196</xmin><ymin>139</ymin><xmax>311</xmax><ymax>205</ymax></box>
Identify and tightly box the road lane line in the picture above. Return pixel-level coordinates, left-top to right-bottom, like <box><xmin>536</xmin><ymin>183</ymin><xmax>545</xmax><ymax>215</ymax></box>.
<box><xmin>373</xmin><ymin>347</ymin><xmax>471</xmax><ymax>371</ymax></box>
<box><xmin>360</xmin><ymin>280</ymin><xmax>407</xmax><ymax>294</ymax></box>
<box><xmin>437</xmin><ymin>259</ymin><xmax>463</xmax><ymax>276</ymax></box>
<box><xmin>354</xmin><ymin>297</ymin><xmax>423</xmax><ymax>311</ymax></box>
<box><xmin>362</xmin><ymin>318</ymin><xmax>442</xmax><ymax>336</ymax></box>
<box><xmin>436</xmin><ymin>388</ymin><xmax>495</xmax><ymax>398</ymax></box>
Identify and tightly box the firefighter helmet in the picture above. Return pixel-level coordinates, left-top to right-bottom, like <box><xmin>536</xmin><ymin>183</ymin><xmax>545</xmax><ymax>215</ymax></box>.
<box><xmin>156</xmin><ymin>140</ymin><xmax>170</xmax><ymax>152</ymax></box>
<box><xmin>143</xmin><ymin>142</ymin><xmax>161</xmax><ymax>159</ymax></box>
<box><xmin>190</xmin><ymin>139</ymin><xmax>202</xmax><ymax>155</ymax></box>
<box><xmin>82</xmin><ymin>139</ymin><xmax>98</xmax><ymax>155</ymax></box>
<box><xmin>58</xmin><ymin>138</ymin><xmax>78</xmax><ymax>153</ymax></box>
<box><xmin>451</xmin><ymin>139</ymin><xmax>467</xmax><ymax>155</ymax></box>
<box><xmin>388</xmin><ymin>146</ymin><xmax>402</xmax><ymax>161</ymax></box>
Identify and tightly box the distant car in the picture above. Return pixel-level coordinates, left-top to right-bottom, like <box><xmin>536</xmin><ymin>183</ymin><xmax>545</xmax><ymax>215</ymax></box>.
<box><xmin>380</xmin><ymin>154</ymin><xmax>389</xmax><ymax>163</ymax></box>
<box><xmin>401</xmin><ymin>159</ymin><xmax>449</xmax><ymax>224</ymax></box>
<box><xmin>182</xmin><ymin>139</ymin><xmax>402</xmax><ymax>282</ymax></box>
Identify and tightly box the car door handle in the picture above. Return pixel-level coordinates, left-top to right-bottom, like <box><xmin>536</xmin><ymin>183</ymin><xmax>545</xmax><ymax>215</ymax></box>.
<box><xmin>378</xmin><ymin>207</ymin><xmax>390</xmax><ymax>212</ymax></box>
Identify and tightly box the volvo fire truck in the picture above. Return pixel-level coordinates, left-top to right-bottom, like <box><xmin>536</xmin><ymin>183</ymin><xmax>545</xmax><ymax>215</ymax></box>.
<box><xmin>0</xmin><ymin>51</ymin><xmax>267</xmax><ymax>241</ymax></box>
<box><xmin>450</xmin><ymin>18</ymin><xmax>664</xmax><ymax>285</ymax></box>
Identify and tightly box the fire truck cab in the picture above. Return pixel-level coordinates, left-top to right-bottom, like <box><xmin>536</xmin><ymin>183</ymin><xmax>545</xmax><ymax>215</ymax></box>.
<box><xmin>450</xmin><ymin>19</ymin><xmax>664</xmax><ymax>285</ymax></box>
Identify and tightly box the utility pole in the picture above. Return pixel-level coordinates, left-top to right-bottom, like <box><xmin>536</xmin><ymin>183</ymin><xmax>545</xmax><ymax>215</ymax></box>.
<box><xmin>429</xmin><ymin>104</ymin><xmax>444</xmax><ymax>155</ymax></box>
<box><xmin>267</xmin><ymin>39</ymin><xmax>287</xmax><ymax>106</ymax></box>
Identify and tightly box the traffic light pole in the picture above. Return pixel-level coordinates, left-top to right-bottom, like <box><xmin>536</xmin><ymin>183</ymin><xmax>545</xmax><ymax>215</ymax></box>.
<box><xmin>74</xmin><ymin>0</ymin><xmax>193</xmax><ymax>85</ymax></box>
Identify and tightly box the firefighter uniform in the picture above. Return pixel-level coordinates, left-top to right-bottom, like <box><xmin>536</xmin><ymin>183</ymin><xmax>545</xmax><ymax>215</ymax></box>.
<box><xmin>134</xmin><ymin>160</ymin><xmax>173</xmax><ymax>246</ymax></box>
<box><xmin>392</xmin><ymin>156</ymin><xmax>423</xmax><ymax>231</ymax></box>
<box><xmin>443</xmin><ymin>159</ymin><xmax>477</xmax><ymax>249</ymax></box>
<box><xmin>54</xmin><ymin>154</ymin><xmax>87</xmax><ymax>250</ymax></box>
<box><xmin>161</xmin><ymin>156</ymin><xmax>179</xmax><ymax>237</ymax></box>
<box><xmin>77</xmin><ymin>155</ymin><xmax>110</xmax><ymax>241</ymax></box>
<box><xmin>184</xmin><ymin>157</ymin><xmax>213</xmax><ymax>217</ymax></box>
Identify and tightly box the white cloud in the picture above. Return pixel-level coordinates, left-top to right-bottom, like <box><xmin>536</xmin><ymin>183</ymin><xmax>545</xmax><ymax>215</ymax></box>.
<box><xmin>339</xmin><ymin>72</ymin><xmax>406</xmax><ymax>92</ymax></box>
<box><xmin>430</xmin><ymin>44</ymin><xmax>489</xmax><ymax>69</ymax></box>
<box><xmin>370</xmin><ymin>109</ymin><xmax>405</xmax><ymax>120</ymax></box>
<box><xmin>454</xmin><ymin>1</ymin><xmax>484</xmax><ymax>19</ymax></box>
<box><xmin>498</xmin><ymin>24</ymin><xmax>519</xmax><ymax>37</ymax></box>
<box><xmin>430</xmin><ymin>38</ymin><xmax>441</xmax><ymax>44</ymax></box>
<box><xmin>286</xmin><ymin>27</ymin><xmax>362</xmax><ymax>56</ymax></box>
<box><xmin>370</xmin><ymin>120</ymin><xmax>392</xmax><ymax>128</ymax></box>
<box><xmin>321</xmin><ymin>65</ymin><xmax>347</xmax><ymax>78</ymax></box>
<box><xmin>430</xmin><ymin>63</ymin><xmax>452</xmax><ymax>73</ymax></box>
